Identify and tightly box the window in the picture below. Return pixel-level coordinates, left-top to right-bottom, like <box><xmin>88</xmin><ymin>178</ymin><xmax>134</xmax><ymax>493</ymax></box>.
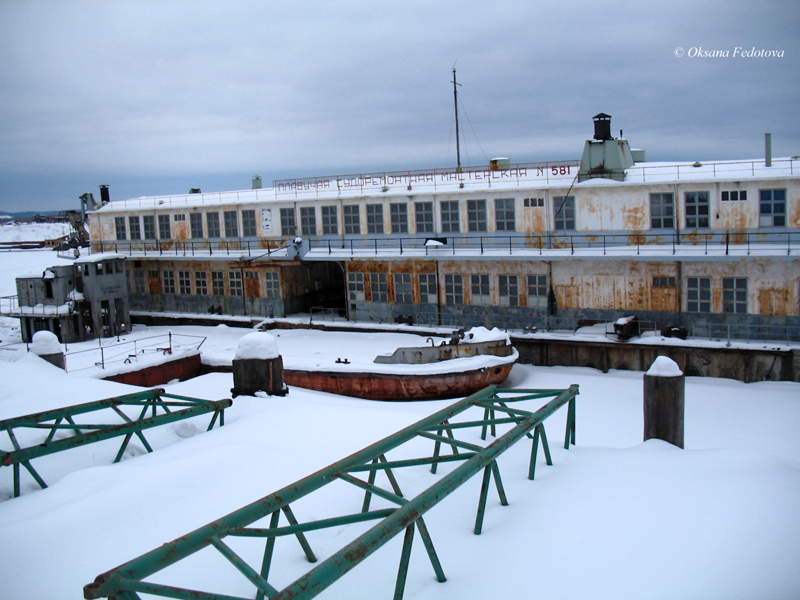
<box><xmin>467</xmin><ymin>199</ymin><xmax>487</xmax><ymax>232</ymax></box>
<box><xmin>418</xmin><ymin>273</ymin><xmax>437</xmax><ymax>303</ymax></box>
<box><xmin>228</xmin><ymin>270</ymin><xmax>243</xmax><ymax>296</ymax></box>
<box><xmin>206</xmin><ymin>212</ymin><xmax>221</xmax><ymax>238</ymax></box>
<box><xmin>174</xmin><ymin>214</ymin><xmax>186</xmax><ymax>222</ymax></box>
<box><xmin>132</xmin><ymin>270</ymin><xmax>145</xmax><ymax>294</ymax></box>
<box><xmin>148</xmin><ymin>269</ymin><xmax>159</xmax><ymax>279</ymax></box>
<box><xmin>224</xmin><ymin>211</ymin><xmax>239</xmax><ymax>237</ymax></box>
<box><xmin>759</xmin><ymin>189</ymin><xmax>786</xmax><ymax>227</ymax></box>
<box><xmin>650</xmin><ymin>193</ymin><xmax>674</xmax><ymax>229</ymax></box>
<box><xmin>366</xmin><ymin>204</ymin><xmax>383</xmax><ymax>234</ymax></box>
<box><xmin>321</xmin><ymin>206</ymin><xmax>338</xmax><ymax>235</ymax></box>
<box><xmin>471</xmin><ymin>274</ymin><xmax>491</xmax><ymax>305</ymax></box>
<box><xmin>348</xmin><ymin>272</ymin><xmax>365</xmax><ymax>301</ymax></box>
<box><xmin>685</xmin><ymin>191</ymin><xmax>710</xmax><ymax>229</ymax></box>
<box><xmin>370</xmin><ymin>273</ymin><xmax>388</xmax><ymax>302</ymax></box>
<box><xmin>524</xmin><ymin>197</ymin><xmax>544</xmax><ymax>208</ymax></box>
<box><xmin>721</xmin><ymin>190</ymin><xmax>747</xmax><ymax>201</ymax></box>
<box><xmin>300</xmin><ymin>206</ymin><xmax>316</xmax><ymax>235</ymax></box>
<box><xmin>652</xmin><ymin>276</ymin><xmax>676</xmax><ymax>288</ymax></box>
<box><xmin>211</xmin><ymin>271</ymin><xmax>225</xmax><ymax>296</ymax></box>
<box><xmin>162</xmin><ymin>270</ymin><xmax>175</xmax><ymax>294</ymax></box>
<box><xmin>158</xmin><ymin>214</ymin><xmax>171</xmax><ymax>240</ymax></box>
<box><xmin>242</xmin><ymin>210</ymin><xmax>257</xmax><ymax>237</ymax></box>
<box><xmin>415</xmin><ymin>202</ymin><xmax>434</xmax><ymax>233</ymax></box>
<box><xmin>495</xmin><ymin>198</ymin><xmax>516</xmax><ymax>231</ymax></box>
<box><xmin>190</xmin><ymin>213</ymin><xmax>204</xmax><ymax>239</ymax></box>
<box><xmin>280</xmin><ymin>208</ymin><xmax>296</xmax><ymax>236</ymax></box>
<box><xmin>390</xmin><ymin>203</ymin><xmax>408</xmax><ymax>234</ymax></box>
<box><xmin>444</xmin><ymin>274</ymin><xmax>463</xmax><ymax>304</ymax></box>
<box><xmin>499</xmin><ymin>275</ymin><xmax>519</xmax><ymax>306</ymax></box>
<box><xmin>195</xmin><ymin>272</ymin><xmax>208</xmax><ymax>295</ymax></box>
<box><xmin>178</xmin><ymin>271</ymin><xmax>192</xmax><ymax>295</ymax></box>
<box><xmin>553</xmin><ymin>196</ymin><xmax>575</xmax><ymax>231</ymax></box>
<box><xmin>527</xmin><ymin>274</ymin><xmax>548</xmax><ymax>298</ymax></box>
<box><xmin>114</xmin><ymin>217</ymin><xmax>127</xmax><ymax>240</ymax></box>
<box><xmin>264</xmin><ymin>271</ymin><xmax>280</xmax><ymax>298</ymax></box>
<box><xmin>686</xmin><ymin>277</ymin><xmax>711</xmax><ymax>313</ymax></box>
<box><xmin>723</xmin><ymin>278</ymin><xmax>747</xmax><ymax>314</ymax></box>
<box><xmin>343</xmin><ymin>205</ymin><xmax>360</xmax><ymax>234</ymax></box>
<box><xmin>394</xmin><ymin>273</ymin><xmax>412</xmax><ymax>303</ymax></box>
<box><xmin>128</xmin><ymin>216</ymin><xmax>141</xmax><ymax>240</ymax></box>
<box><xmin>143</xmin><ymin>215</ymin><xmax>155</xmax><ymax>240</ymax></box>
<box><xmin>441</xmin><ymin>201</ymin><xmax>460</xmax><ymax>233</ymax></box>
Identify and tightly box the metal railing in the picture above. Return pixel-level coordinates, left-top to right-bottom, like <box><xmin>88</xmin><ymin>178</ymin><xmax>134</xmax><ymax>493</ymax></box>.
<box><xmin>84</xmin><ymin>384</ymin><xmax>579</xmax><ymax>600</ymax></box>
<box><xmin>690</xmin><ymin>321</ymin><xmax>800</xmax><ymax>344</ymax></box>
<box><xmin>1</xmin><ymin>388</ymin><xmax>231</xmax><ymax>498</ymax></box>
<box><xmin>92</xmin><ymin>238</ymin><xmax>289</xmax><ymax>258</ymax></box>
<box><xmin>308</xmin><ymin>230</ymin><xmax>800</xmax><ymax>258</ymax></box>
<box><xmin>64</xmin><ymin>332</ymin><xmax>206</xmax><ymax>372</ymax></box>
<box><xmin>0</xmin><ymin>295</ymin><xmax>78</xmax><ymax>318</ymax></box>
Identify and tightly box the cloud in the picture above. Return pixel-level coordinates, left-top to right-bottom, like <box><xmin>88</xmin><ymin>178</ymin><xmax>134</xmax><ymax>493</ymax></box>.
<box><xmin>0</xmin><ymin>0</ymin><xmax>797</xmax><ymax>210</ymax></box>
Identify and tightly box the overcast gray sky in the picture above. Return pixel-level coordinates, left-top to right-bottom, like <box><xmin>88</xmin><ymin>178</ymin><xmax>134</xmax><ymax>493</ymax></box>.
<box><xmin>1</xmin><ymin>0</ymin><xmax>798</xmax><ymax>212</ymax></box>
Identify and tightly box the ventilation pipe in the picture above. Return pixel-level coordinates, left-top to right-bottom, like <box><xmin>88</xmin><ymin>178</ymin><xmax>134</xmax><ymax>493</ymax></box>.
<box><xmin>765</xmin><ymin>133</ymin><xmax>772</xmax><ymax>167</ymax></box>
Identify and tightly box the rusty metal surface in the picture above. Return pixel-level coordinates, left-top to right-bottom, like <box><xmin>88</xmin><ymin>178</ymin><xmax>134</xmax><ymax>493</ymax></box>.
<box><xmin>284</xmin><ymin>363</ymin><xmax>514</xmax><ymax>400</ymax></box>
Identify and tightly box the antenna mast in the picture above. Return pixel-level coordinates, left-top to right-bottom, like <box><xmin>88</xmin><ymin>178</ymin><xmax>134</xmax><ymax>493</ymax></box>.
<box><xmin>452</xmin><ymin>66</ymin><xmax>462</xmax><ymax>171</ymax></box>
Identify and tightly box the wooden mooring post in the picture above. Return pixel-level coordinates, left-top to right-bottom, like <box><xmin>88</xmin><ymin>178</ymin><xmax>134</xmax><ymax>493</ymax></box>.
<box><xmin>643</xmin><ymin>356</ymin><xmax>684</xmax><ymax>448</ymax></box>
<box><xmin>231</xmin><ymin>332</ymin><xmax>287</xmax><ymax>397</ymax></box>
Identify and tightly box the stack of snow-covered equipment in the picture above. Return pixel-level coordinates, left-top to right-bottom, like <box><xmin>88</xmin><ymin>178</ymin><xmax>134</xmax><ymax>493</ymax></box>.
<box><xmin>231</xmin><ymin>332</ymin><xmax>287</xmax><ymax>397</ymax></box>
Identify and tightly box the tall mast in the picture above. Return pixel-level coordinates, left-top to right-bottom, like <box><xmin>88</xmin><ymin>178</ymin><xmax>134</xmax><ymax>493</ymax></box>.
<box><xmin>452</xmin><ymin>67</ymin><xmax>462</xmax><ymax>171</ymax></box>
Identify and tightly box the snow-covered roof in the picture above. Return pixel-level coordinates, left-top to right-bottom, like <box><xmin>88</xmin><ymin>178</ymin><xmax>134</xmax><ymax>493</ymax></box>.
<box><xmin>92</xmin><ymin>157</ymin><xmax>799</xmax><ymax>213</ymax></box>
<box><xmin>74</xmin><ymin>252</ymin><xmax>126</xmax><ymax>264</ymax></box>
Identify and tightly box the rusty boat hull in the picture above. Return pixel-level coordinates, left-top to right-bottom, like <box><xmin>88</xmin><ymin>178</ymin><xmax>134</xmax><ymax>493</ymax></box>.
<box><xmin>283</xmin><ymin>361</ymin><xmax>515</xmax><ymax>401</ymax></box>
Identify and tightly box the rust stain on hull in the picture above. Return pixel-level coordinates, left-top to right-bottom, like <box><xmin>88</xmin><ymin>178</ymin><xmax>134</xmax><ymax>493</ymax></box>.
<box><xmin>284</xmin><ymin>363</ymin><xmax>514</xmax><ymax>401</ymax></box>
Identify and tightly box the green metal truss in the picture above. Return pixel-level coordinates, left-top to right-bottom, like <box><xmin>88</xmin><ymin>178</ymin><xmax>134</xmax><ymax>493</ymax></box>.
<box><xmin>1</xmin><ymin>388</ymin><xmax>232</xmax><ymax>498</ymax></box>
<box><xmin>84</xmin><ymin>384</ymin><xmax>578</xmax><ymax>600</ymax></box>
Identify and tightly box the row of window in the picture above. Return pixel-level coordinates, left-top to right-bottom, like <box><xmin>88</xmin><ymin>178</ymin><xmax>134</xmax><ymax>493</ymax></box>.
<box><xmin>650</xmin><ymin>189</ymin><xmax>785</xmax><ymax>229</ymax></box>
<box><xmin>286</xmin><ymin>188</ymin><xmax>783</xmax><ymax>235</ymax></box>
<box><xmin>115</xmin><ymin>187</ymin><xmax>787</xmax><ymax>242</ymax></box>
<box><xmin>349</xmin><ymin>272</ymin><xmax>749</xmax><ymax>314</ymax></box>
<box><xmin>116</xmin><ymin>210</ymin><xmax>258</xmax><ymax>241</ymax></box>
<box><xmin>347</xmin><ymin>272</ymin><xmax>549</xmax><ymax>307</ymax></box>
<box><xmin>131</xmin><ymin>269</ymin><xmax>279</xmax><ymax>297</ymax></box>
<box><xmin>279</xmin><ymin>198</ymin><xmax>517</xmax><ymax>237</ymax></box>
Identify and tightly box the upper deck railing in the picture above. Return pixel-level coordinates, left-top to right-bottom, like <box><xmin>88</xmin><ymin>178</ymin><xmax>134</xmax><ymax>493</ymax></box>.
<box><xmin>91</xmin><ymin>229</ymin><xmax>799</xmax><ymax>260</ymax></box>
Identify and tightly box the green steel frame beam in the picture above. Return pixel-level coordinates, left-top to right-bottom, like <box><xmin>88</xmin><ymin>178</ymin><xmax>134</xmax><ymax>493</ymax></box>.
<box><xmin>84</xmin><ymin>384</ymin><xmax>578</xmax><ymax>600</ymax></box>
<box><xmin>1</xmin><ymin>388</ymin><xmax>232</xmax><ymax>497</ymax></box>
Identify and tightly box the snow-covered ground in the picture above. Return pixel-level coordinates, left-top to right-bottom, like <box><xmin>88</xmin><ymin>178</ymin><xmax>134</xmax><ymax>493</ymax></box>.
<box><xmin>0</xmin><ymin>245</ymin><xmax>799</xmax><ymax>600</ymax></box>
<box><xmin>0</xmin><ymin>221</ymin><xmax>69</xmax><ymax>244</ymax></box>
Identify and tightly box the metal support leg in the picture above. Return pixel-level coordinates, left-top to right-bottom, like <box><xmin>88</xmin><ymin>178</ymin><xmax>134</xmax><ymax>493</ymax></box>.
<box><xmin>256</xmin><ymin>510</ymin><xmax>281</xmax><ymax>600</ymax></box>
<box><xmin>415</xmin><ymin>517</ymin><xmax>446</xmax><ymax>583</ymax></box>
<box><xmin>393</xmin><ymin>523</ymin><xmax>415</xmax><ymax>600</ymax></box>
<box><xmin>529</xmin><ymin>423</ymin><xmax>553</xmax><ymax>480</ymax></box>
<box><xmin>564</xmin><ymin>398</ymin><xmax>576</xmax><ymax>449</ymax></box>
<box><xmin>281</xmin><ymin>505</ymin><xmax>317</xmax><ymax>563</ymax></box>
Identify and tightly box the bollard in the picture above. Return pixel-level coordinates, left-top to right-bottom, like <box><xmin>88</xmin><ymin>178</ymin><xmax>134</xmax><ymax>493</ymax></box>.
<box><xmin>231</xmin><ymin>332</ymin><xmax>287</xmax><ymax>397</ymax></box>
<box><xmin>643</xmin><ymin>356</ymin><xmax>684</xmax><ymax>448</ymax></box>
<box><xmin>30</xmin><ymin>330</ymin><xmax>66</xmax><ymax>370</ymax></box>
